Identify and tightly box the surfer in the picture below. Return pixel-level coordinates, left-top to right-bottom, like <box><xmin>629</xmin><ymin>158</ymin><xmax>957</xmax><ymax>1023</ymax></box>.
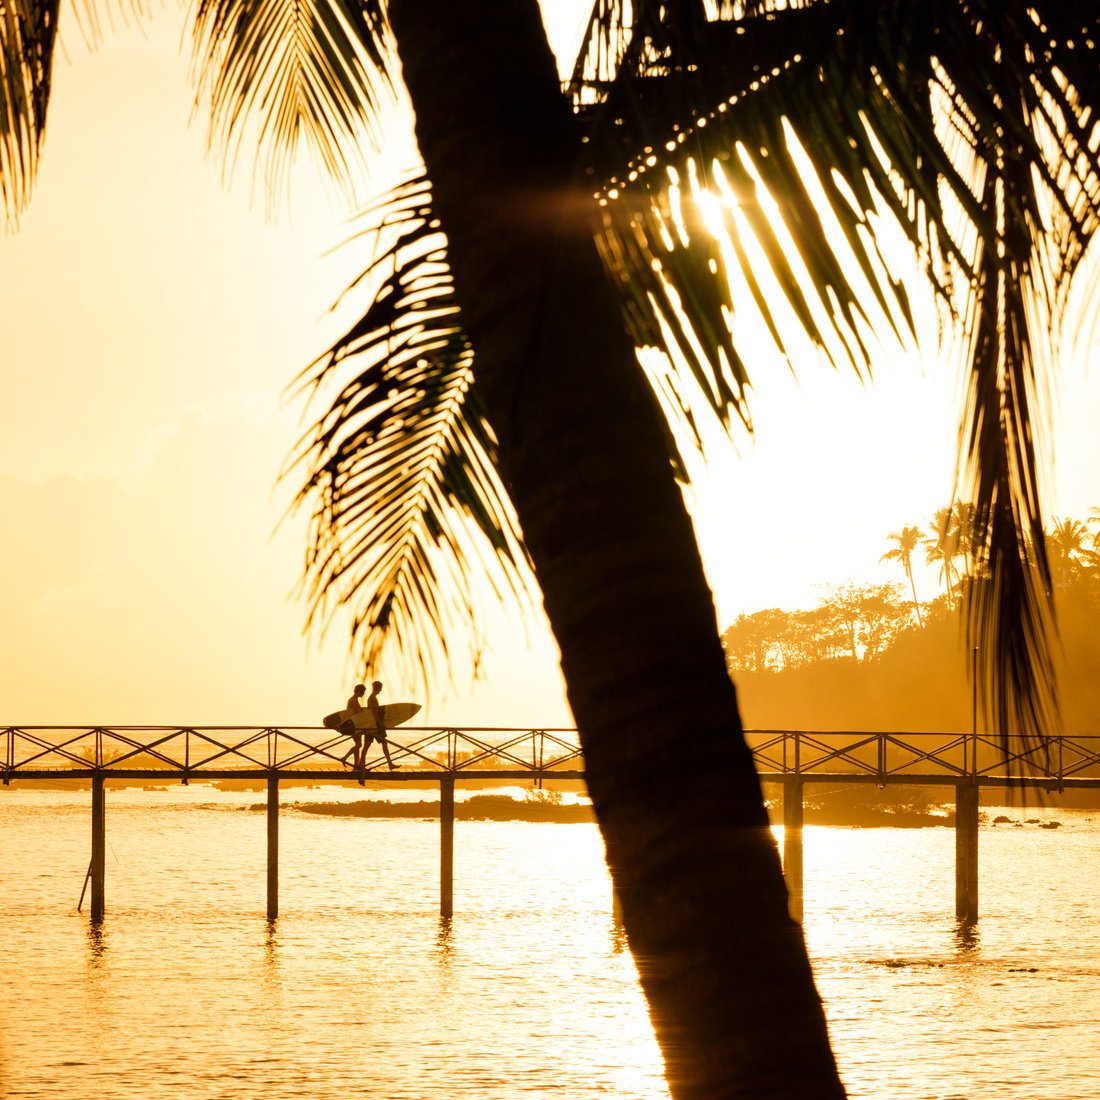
<box><xmin>365</xmin><ymin>680</ymin><xmax>400</xmax><ymax>770</ymax></box>
<box><xmin>339</xmin><ymin>683</ymin><xmax>367</xmax><ymax>769</ymax></box>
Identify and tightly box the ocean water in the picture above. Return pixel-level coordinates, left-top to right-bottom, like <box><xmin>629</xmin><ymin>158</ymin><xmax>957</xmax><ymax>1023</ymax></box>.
<box><xmin>0</xmin><ymin>785</ymin><xmax>1097</xmax><ymax>1099</ymax></box>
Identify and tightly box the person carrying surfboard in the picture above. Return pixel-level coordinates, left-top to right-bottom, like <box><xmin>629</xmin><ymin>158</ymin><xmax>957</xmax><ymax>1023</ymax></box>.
<box><xmin>338</xmin><ymin>683</ymin><xmax>367</xmax><ymax>769</ymax></box>
<box><xmin>365</xmin><ymin>680</ymin><xmax>400</xmax><ymax>770</ymax></box>
<box><xmin>328</xmin><ymin>682</ymin><xmax>412</xmax><ymax>771</ymax></box>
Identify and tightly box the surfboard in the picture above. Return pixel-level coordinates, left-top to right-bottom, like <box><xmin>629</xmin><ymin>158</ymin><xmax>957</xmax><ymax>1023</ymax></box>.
<box><xmin>338</xmin><ymin>702</ymin><xmax>421</xmax><ymax>732</ymax></box>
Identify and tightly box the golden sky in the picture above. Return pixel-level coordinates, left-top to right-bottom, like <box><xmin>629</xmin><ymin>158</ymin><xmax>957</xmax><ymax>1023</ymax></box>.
<box><xmin>2</xmin><ymin>4</ymin><xmax>1098</xmax><ymax>728</ymax></box>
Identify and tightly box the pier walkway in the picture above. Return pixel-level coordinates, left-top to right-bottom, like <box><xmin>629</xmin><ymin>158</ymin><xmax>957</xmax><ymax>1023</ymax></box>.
<box><xmin>4</xmin><ymin>725</ymin><xmax>1098</xmax><ymax>923</ymax></box>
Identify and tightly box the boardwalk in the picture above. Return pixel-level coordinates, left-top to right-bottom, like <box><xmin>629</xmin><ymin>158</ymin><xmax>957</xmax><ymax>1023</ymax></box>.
<box><xmin>6</xmin><ymin>724</ymin><xmax>1098</xmax><ymax>785</ymax></box>
<box><xmin>5</xmin><ymin>725</ymin><xmax>1098</xmax><ymax>923</ymax></box>
<box><xmin>0</xmin><ymin>724</ymin><xmax>585</xmax><ymax>781</ymax></box>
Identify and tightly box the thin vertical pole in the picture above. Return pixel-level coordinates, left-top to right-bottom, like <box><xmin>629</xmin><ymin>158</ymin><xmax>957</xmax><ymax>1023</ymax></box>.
<box><xmin>90</xmin><ymin>773</ymin><xmax>106</xmax><ymax>921</ymax></box>
<box><xmin>783</xmin><ymin>774</ymin><xmax>804</xmax><ymax>923</ymax></box>
<box><xmin>440</xmin><ymin>775</ymin><xmax>454</xmax><ymax>919</ymax></box>
<box><xmin>267</xmin><ymin>776</ymin><xmax>279</xmax><ymax>921</ymax></box>
<box><xmin>955</xmin><ymin>782</ymin><xmax>979</xmax><ymax>923</ymax></box>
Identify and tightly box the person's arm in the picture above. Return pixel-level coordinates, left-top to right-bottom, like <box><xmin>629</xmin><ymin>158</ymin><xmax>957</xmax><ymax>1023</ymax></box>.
<box><xmin>368</xmin><ymin>696</ymin><xmax>384</xmax><ymax>731</ymax></box>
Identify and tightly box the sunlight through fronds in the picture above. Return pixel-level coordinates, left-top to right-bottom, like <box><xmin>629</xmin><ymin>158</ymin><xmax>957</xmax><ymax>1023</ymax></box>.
<box><xmin>572</xmin><ymin>0</ymin><xmax>1100</xmax><ymax>757</ymax></box>
<box><xmin>191</xmin><ymin>0</ymin><xmax>391</xmax><ymax>201</ymax></box>
<box><xmin>0</xmin><ymin>0</ymin><xmax>59</xmax><ymax>223</ymax></box>
<box><xmin>286</xmin><ymin>175</ymin><xmax>535</xmax><ymax>694</ymax></box>
<box><xmin>572</xmin><ymin>0</ymin><xmax>916</xmax><ymax>384</ymax></box>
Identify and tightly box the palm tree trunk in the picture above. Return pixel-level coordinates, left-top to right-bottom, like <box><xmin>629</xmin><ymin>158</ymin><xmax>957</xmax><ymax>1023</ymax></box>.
<box><xmin>387</xmin><ymin>2</ymin><xmax>845</xmax><ymax>1095</ymax></box>
<box><xmin>905</xmin><ymin>563</ymin><xmax>923</xmax><ymax>626</ymax></box>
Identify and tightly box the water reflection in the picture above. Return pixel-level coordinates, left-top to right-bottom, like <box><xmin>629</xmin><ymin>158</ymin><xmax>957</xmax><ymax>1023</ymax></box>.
<box><xmin>260</xmin><ymin>918</ymin><xmax>286</xmax><ymax>1016</ymax></box>
<box><xmin>263</xmin><ymin>920</ymin><xmax>279</xmax><ymax>972</ymax></box>
<box><xmin>85</xmin><ymin>918</ymin><xmax>109</xmax><ymax>967</ymax></box>
<box><xmin>954</xmin><ymin>920</ymin><xmax>980</xmax><ymax>953</ymax></box>
<box><xmin>435</xmin><ymin>915</ymin><xmax>454</xmax><ymax>973</ymax></box>
<box><xmin>609</xmin><ymin>918</ymin><xmax>629</xmax><ymax>955</ymax></box>
<box><xmin>83</xmin><ymin>915</ymin><xmax>112</xmax><ymax>1068</ymax></box>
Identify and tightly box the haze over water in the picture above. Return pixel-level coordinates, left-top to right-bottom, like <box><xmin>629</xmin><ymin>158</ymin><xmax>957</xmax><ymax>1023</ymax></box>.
<box><xmin>2</xmin><ymin>786</ymin><xmax>1098</xmax><ymax>1099</ymax></box>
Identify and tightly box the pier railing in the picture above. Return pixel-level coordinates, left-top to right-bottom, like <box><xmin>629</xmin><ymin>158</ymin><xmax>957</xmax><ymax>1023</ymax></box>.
<box><xmin>4</xmin><ymin>726</ymin><xmax>1100</xmax><ymax>787</ymax></box>
<box><xmin>744</xmin><ymin>729</ymin><xmax>1100</xmax><ymax>789</ymax></box>
<box><xmin>0</xmin><ymin>725</ymin><xmax>585</xmax><ymax>780</ymax></box>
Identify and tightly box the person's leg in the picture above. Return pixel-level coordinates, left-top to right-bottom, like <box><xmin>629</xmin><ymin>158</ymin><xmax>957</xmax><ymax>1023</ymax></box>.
<box><xmin>360</xmin><ymin>733</ymin><xmax>376</xmax><ymax>767</ymax></box>
<box><xmin>339</xmin><ymin>722</ymin><xmax>357</xmax><ymax>765</ymax></box>
<box><xmin>379</xmin><ymin>735</ymin><xmax>400</xmax><ymax>770</ymax></box>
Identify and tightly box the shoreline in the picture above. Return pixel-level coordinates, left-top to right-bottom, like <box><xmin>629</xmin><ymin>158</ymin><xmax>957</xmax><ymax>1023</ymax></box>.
<box><xmin>285</xmin><ymin>793</ymin><xmax>596</xmax><ymax>823</ymax></box>
<box><xmin>287</xmin><ymin>794</ymin><xmax>955</xmax><ymax>827</ymax></box>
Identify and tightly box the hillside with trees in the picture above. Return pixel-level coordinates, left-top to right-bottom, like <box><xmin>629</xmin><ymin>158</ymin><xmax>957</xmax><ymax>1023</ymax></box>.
<box><xmin>724</xmin><ymin>508</ymin><xmax>1100</xmax><ymax>736</ymax></box>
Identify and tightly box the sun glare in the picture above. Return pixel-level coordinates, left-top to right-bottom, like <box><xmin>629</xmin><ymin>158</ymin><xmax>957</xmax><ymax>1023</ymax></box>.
<box><xmin>692</xmin><ymin>183</ymin><xmax>729</xmax><ymax>240</ymax></box>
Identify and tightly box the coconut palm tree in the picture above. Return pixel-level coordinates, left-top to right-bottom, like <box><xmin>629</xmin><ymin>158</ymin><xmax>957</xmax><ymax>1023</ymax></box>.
<box><xmin>925</xmin><ymin>503</ymin><xmax>980</xmax><ymax>608</ymax></box>
<box><xmin>1047</xmin><ymin>515</ymin><xmax>1092</xmax><ymax>588</ymax></box>
<box><xmin>5</xmin><ymin>1</ymin><xmax>1100</xmax><ymax>1096</ymax></box>
<box><xmin>882</xmin><ymin>526</ymin><xmax>924</xmax><ymax>625</ymax></box>
<box><xmin>1084</xmin><ymin>508</ymin><xmax>1100</xmax><ymax>576</ymax></box>
<box><xmin>924</xmin><ymin>507</ymin><xmax>961</xmax><ymax>610</ymax></box>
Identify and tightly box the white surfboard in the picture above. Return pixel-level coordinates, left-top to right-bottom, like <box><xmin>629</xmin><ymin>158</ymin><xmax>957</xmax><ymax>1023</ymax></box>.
<box><xmin>339</xmin><ymin>702</ymin><xmax>421</xmax><ymax>732</ymax></box>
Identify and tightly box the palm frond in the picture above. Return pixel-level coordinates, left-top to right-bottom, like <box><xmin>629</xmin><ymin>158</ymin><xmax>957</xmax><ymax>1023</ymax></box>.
<box><xmin>190</xmin><ymin>0</ymin><xmax>391</xmax><ymax>200</ymax></box>
<box><xmin>0</xmin><ymin>0</ymin><xmax>59</xmax><ymax>223</ymax></box>
<box><xmin>571</xmin><ymin>0</ymin><xmax>1100</xmax><ymax>756</ymax></box>
<box><xmin>930</xmin><ymin>4</ymin><xmax>1100</xmax><ymax>757</ymax></box>
<box><xmin>286</xmin><ymin>174</ymin><xmax>534</xmax><ymax>692</ymax></box>
<box><xmin>572</xmin><ymin>0</ymin><xmax>917</xmax><ymax>413</ymax></box>
<box><xmin>66</xmin><ymin>0</ymin><xmax>162</xmax><ymax>51</ymax></box>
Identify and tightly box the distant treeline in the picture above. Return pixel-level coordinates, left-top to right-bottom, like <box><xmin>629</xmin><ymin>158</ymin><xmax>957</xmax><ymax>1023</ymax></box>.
<box><xmin>722</xmin><ymin>507</ymin><xmax>1100</xmax><ymax>736</ymax></box>
<box><xmin>723</xmin><ymin>505</ymin><xmax>1100</xmax><ymax>674</ymax></box>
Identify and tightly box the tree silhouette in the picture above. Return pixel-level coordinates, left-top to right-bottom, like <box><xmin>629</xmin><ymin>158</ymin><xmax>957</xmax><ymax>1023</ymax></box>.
<box><xmin>882</xmin><ymin>526</ymin><xmax>925</xmax><ymax>625</ymax></box>
<box><xmin>722</xmin><ymin>608</ymin><xmax>790</xmax><ymax>673</ymax></box>
<box><xmin>924</xmin><ymin>508</ymin><xmax>956</xmax><ymax>608</ymax></box>
<box><xmin>1047</xmin><ymin>516</ymin><xmax>1093</xmax><ymax>588</ymax></box>
<box><xmin>818</xmin><ymin>582</ymin><xmax>911</xmax><ymax>662</ymax></box>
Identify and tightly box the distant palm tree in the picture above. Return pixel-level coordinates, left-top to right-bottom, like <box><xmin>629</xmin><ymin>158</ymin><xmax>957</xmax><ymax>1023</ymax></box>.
<box><xmin>951</xmin><ymin>502</ymin><xmax>978</xmax><ymax>560</ymax></box>
<box><xmin>1085</xmin><ymin>508</ymin><xmax>1100</xmax><ymax>566</ymax></box>
<box><xmin>924</xmin><ymin>508</ymin><xmax>961</xmax><ymax>610</ymax></box>
<box><xmin>1047</xmin><ymin>516</ymin><xmax>1092</xmax><ymax>587</ymax></box>
<box><xmin>1085</xmin><ymin>508</ymin><xmax>1100</xmax><ymax>553</ymax></box>
<box><xmin>1081</xmin><ymin>511</ymin><xmax>1100</xmax><ymax>583</ymax></box>
<box><xmin>882</xmin><ymin>527</ymin><xmax>924</xmax><ymax>625</ymax></box>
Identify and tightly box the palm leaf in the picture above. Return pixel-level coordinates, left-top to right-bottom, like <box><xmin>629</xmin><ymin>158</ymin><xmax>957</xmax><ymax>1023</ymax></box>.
<box><xmin>66</xmin><ymin>0</ymin><xmax>163</xmax><ymax>50</ymax></box>
<box><xmin>286</xmin><ymin>174</ymin><xmax>534</xmax><ymax>691</ymax></box>
<box><xmin>190</xmin><ymin>0</ymin><xmax>391</xmax><ymax>198</ymax></box>
<box><xmin>0</xmin><ymin>0</ymin><xmax>59</xmax><ymax>221</ymax></box>
<box><xmin>572</xmin><ymin>0</ymin><xmax>1100</xmax><ymax>758</ymax></box>
<box><xmin>927</xmin><ymin>4</ymin><xmax>1099</xmax><ymax>752</ymax></box>
<box><xmin>571</xmin><ymin>0</ymin><xmax>917</xmax><ymax>389</ymax></box>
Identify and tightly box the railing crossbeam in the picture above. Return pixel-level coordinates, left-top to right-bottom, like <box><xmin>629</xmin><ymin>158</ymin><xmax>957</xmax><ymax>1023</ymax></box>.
<box><xmin>2</xmin><ymin>728</ymin><xmax>1098</xmax><ymax>793</ymax></box>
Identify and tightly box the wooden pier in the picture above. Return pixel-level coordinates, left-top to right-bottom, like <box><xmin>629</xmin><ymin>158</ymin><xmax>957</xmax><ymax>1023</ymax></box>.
<box><xmin>3</xmin><ymin>725</ymin><xmax>1097</xmax><ymax>923</ymax></box>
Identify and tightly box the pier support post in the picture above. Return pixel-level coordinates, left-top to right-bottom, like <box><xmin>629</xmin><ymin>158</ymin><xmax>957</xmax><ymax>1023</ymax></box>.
<box><xmin>783</xmin><ymin>775</ymin><xmax>804</xmax><ymax>923</ymax></box>
<box><xmin>440</xmin><ymin>776</ymin><xmax>454</xmax><ymax>919</ymax></box>
<box><xmin>90</xmin><ymin>773</ymin><xmax>105</xmax><ymax>921</ymax></box>
<box><xmin>267</xmin><ymin>776</ymin><xmax>279</xmax><ymax>921</ymax></box>
<box><xmin>955</xmin><ymin>782</ymin><xmax>979</xmax><ymax>923</ymax></box>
